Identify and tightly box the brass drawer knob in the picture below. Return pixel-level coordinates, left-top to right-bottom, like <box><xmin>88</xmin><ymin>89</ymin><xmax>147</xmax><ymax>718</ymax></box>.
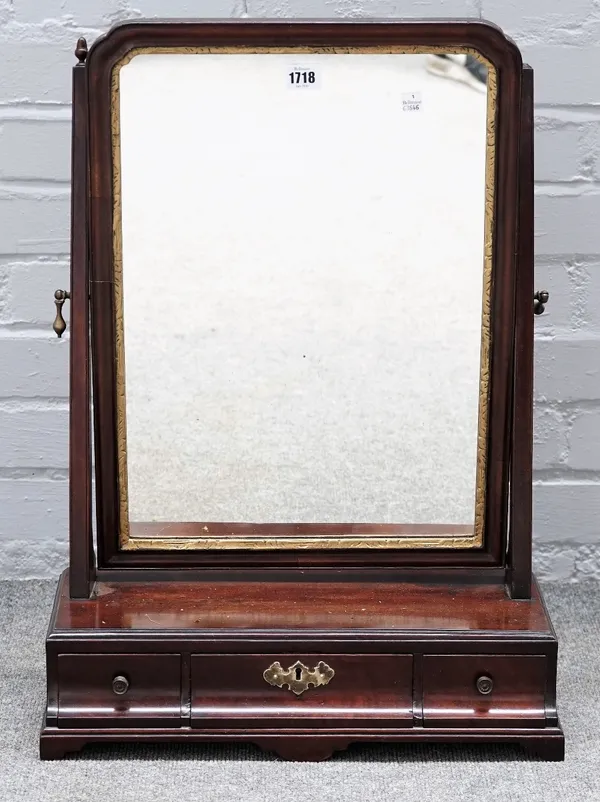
<box><xmin>264</xmin><ymin>660</ymin><xmax>334</xmax><ymax>696</ymax></box>
<box><xmin>476</xmin><ymin>675</ymin><xmax>494</xmax><ymax>695</ymax></box>
<box><xmin>112</xmin><ymin>675</ymin><xmax>130</xmax><ymax>695</ymax></box>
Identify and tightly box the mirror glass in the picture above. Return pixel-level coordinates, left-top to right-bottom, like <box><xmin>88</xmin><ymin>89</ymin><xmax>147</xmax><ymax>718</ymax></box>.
<box><xmin>117</xmin><ymin>49</ymin><xmax>492</xmax><ymax>547</ymax></box>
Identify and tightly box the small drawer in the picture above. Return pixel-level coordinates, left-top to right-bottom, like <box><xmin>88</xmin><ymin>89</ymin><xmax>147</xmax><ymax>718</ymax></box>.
<box><xmin>422</xmin><ymin>655</ymin><xmax>547</xmax><ymax>727</ymax></box>
<box><xmin>58</xmin><ymin>654</ymin><xmax>182</xmax><ymax>728</ymax></box>
<box><xmin>191</xmin><ymin>654</ymin><xmax>413</xmax><ymax>728</ymax></box>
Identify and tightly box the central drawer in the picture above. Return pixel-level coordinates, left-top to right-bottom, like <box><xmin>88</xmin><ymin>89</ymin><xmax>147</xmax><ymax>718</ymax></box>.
<box><xmin>191</xmin><ymin>654</ymin><xmax>413</xmax><ymax>728</ymax></box>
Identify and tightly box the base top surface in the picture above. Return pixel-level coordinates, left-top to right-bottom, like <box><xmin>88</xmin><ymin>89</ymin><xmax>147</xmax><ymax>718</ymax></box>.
<box><xmin>53</xmin><ymin>574</ymin><xmax>551</xmax><ymax>634</ymax></box>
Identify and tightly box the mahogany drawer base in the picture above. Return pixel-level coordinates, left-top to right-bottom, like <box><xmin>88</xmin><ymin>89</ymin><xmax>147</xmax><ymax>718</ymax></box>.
<box><xmin>40</xmin><ymin>572</ymin><xmax>564</xmax><ymax>761</ymax></box>
<box><xmin>39</xmin><ymin>726</ymin><xmax>565</xmax><ymax>762</ymax></box>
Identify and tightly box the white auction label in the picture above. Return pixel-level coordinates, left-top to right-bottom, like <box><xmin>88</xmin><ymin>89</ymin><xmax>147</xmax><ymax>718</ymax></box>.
<box><xmin>402</xmin><ymin>92</ymin><xmax>422</xmax><ymax>112</ymax></box>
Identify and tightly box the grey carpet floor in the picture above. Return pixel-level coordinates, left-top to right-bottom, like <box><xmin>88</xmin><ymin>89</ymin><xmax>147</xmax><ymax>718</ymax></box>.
<box><xmin>0</xmin><ymin>580</ymin><xmax>598</xmax><ymax>802</ymax></box>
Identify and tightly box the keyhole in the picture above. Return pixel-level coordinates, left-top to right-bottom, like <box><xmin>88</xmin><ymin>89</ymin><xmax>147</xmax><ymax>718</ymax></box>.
<box><xmin>295</xmin><ymin>666</ymin><xmax>302</xmax><ymax>681</ymax></box>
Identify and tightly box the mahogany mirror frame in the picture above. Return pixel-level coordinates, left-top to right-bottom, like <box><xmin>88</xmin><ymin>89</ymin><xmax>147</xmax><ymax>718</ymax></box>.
<box><xmin>66</xmin><ymin>19</ymin><xmax>533</xmax><ymax>596</ymax></box>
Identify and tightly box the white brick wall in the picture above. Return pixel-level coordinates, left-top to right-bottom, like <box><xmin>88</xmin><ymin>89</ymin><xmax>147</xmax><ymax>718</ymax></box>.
<box><xmin>0</xmin><ymin>0</ymin><xmax>598</xmax><ymax>580</ymax></box>
<box><xmin>0</xmin><ymin>121</ymin><xmax>71</xmax><ymax>181</ymax></box>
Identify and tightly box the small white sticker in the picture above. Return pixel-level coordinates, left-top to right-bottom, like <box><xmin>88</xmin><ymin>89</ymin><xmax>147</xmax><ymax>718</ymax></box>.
<box><xmin>402</xmin><ymin>92</ymin><xmax>422</xmax><ymax>112</ymax></box>
<box><xmin>288</xmin><ymin>67</ymin><xmax>320</xmax><ymax>89</ymax></box>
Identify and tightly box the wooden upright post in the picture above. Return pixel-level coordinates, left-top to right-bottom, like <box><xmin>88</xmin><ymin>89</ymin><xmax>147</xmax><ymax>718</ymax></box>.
<box><xmin>508</xmin><ymin>65</ymin><xmax>534</xmax><ymax>600</ymax></box>
<box><xmin>68</xmin><ymin>37</ymin><xmax>95</xmax><ymax>598</ymax></box>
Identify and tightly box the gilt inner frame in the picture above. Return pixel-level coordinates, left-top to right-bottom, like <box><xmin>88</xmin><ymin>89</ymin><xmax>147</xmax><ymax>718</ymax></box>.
<box><xmin>111</xmin><ymin>44</ymin><xmax>497</xmax><ymax>552</ymax></box>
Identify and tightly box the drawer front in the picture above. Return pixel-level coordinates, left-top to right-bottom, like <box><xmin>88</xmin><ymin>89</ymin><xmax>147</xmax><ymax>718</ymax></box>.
<box><xmin>58</xmin><ymin>654</ymin><xmax>182</xmax><ymax>728</ymax></box>
<box><xmin>423</xmin><ymin>655</ymin><xmax>547</xmax><ymax>727</ymax></box>
<box><xmin>191</xmin><ymin>654</ymin><xmax>413</xmax><ymax>728</ymax></box>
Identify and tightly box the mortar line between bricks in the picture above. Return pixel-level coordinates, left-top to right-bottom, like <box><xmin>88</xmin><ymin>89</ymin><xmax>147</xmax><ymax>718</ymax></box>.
<box><xmin>534</xmin><ymin>255</ymin><xmax>600</xmax><ymax>265</ymax></box>
<box><xmin>534</xmin><ymin>473</ymin><xmax>600</xmax><ymax>483</ymax></box>
<box><xmin>534</xmin><ymin>329</ymin><xmax>600</xmax><ymax>338</ymax></box>
<box><xmin>0</xmin><ymin>319</ymin><xmax>69</xmax><ymax>330</ymax></box>
<box><xmin>0</xmin><ymin>105</ymin><xmax>71</xmax><ymax>122</ymax></box>
<box><xmin>536</xmin><ymin>109</ymin><xmax>600</xmax><ymax>124</ymax></box>
<box><xmin>0</xmin><ymin>469</ymin><xmax>68</xmax><ymax>480</ymax></box>
<box><xmin>534</xmin><ymin>331</ymin><xmax>600</xmax><ymax>341</ymax></box>
<box><xmin>0</xmin><ymin>183</ymin><xmax>70</xmax><ymax>198</ymax></box>
<box><xmin>535</xmin><ymin>184</ymin><xmax>600</xmax><ymax>196</ymax></box>
<box><xmin>538</xmin><ymin>104</ymin><xmax>600</xmax><ymax>112</ymax></box>
<box><xmin>0</xmin><ymin>254</ymin><xmax>70</xmax><ymax>264</ymax></box>
<box><xmin>535</xmin><ymin>399</ymin><xmax>600</xmax><ymax>411</ymax></box>
<box><xmin>0</xmin><ymin>327</ymin><xmax>70</xmax><ymax>339</ymax></box>
<box><xmin>0</xmin><ymin>177</ymin><xmax>70</xmax><ymax>189</ymax></box>
<box><xmin>0</xmin><ymin>398</ymin><xmax>69</xmax><ymax>411</ymax></box>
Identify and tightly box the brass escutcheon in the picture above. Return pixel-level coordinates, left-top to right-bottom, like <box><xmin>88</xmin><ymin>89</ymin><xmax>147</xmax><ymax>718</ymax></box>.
<box><xmin>263</xmin><ymin>660</ymin><xmax>335</xmax><ymax>696</ymax></box>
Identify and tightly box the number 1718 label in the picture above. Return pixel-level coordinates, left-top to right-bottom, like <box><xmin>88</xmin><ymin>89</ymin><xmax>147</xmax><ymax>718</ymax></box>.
<box><xmin>288</xmin><ymin>68</ymin><xmax>319</xmax><ymax>88</ymax></box>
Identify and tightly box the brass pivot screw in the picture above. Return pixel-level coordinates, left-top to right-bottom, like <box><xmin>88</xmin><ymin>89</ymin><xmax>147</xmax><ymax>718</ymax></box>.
<box><xmin>534</xmin><ymin>290</ymin><xmax>549</xmax><ymax>315</ymax></box>
<box><xmin>52</xmin><ymin>290</ymin><xmax>70</xmax><ymax>338</ymax></box>
<box><xmin>476</xmin><ymin>675</ymin><xmax>494</xmax><ymax>695</ymax></box>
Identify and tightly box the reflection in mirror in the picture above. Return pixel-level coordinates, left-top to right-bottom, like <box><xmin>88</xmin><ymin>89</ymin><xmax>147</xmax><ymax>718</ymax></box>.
<box><xmin>117</xmin><ymin>49</ymin><xmax>492</xmax><ymax>545</ymax></box>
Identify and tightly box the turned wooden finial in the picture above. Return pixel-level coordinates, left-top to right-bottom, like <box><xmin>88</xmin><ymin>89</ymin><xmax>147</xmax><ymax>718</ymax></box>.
<box><xmin>75</xmin><ymin>37</ymin><xmax>88</xmax><ymax>64</ymax></box>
